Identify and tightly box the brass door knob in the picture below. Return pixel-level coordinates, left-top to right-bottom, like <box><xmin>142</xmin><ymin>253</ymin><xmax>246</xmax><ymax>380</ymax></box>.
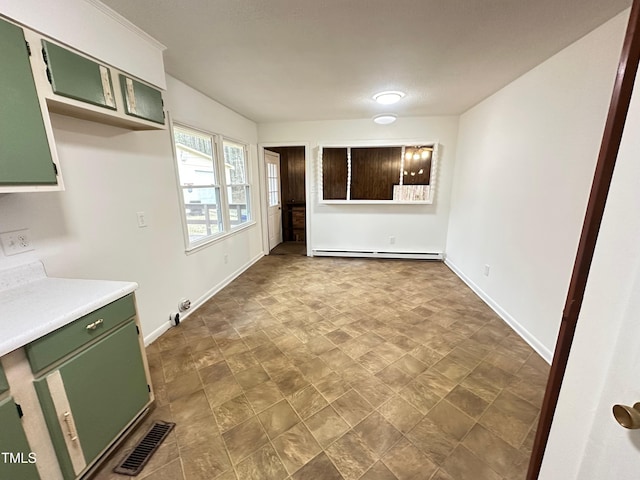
<box><xmin>613</xmin><ymin>402</ymin><xmax>640</xmax><ymax>429</ymax></box>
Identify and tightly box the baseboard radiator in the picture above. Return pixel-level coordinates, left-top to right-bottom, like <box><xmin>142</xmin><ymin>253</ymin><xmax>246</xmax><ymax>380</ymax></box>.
<box><xmin>312</xmin><ymin>249</ymin><xmax>443</xmax><ymax>260</ymax></box>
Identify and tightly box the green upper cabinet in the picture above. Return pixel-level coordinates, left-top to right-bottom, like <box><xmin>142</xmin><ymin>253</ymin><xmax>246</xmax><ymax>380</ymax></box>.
<box><xmin>0</xmin><ymin>18</ymin><xmax>57</xmax><ymax>186</ymax></box>
<box><xmin>0</xmin><ymin>397</ymin><xmax>41</xmax><ymax>480</ymax></box>
<box><xmin>0</xmin><ymin>363</ymin><xmax>8</xmax><ymax>394</ymax></box>
<box><xmin>119</xmin><ymin>75</ymin><xmax>165</xmax><ymax>125</ymax></box>
<box><xmin>42</xmin><ymin>39</ymin><xmax>116</xmax><ymax>110</ymax></box>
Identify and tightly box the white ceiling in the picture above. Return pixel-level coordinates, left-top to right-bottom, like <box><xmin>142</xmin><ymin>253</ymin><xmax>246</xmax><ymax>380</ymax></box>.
<box><xmin>101</xmin><ymin>0</ymin><xmax>630</xmax><ymax>123</ymax></box>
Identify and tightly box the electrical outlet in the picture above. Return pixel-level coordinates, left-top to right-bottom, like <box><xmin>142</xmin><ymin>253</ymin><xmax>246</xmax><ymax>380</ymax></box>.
<box><xmin>136</xmin><ymin>211</ymin><xmax>147</xmax><ymax>228</ymax></box>
<box><xmin>389</xmin><ymin>236</ymin><xmax>396</xmax><ymax>245</ymax></box>
<box><xmin>484</xmin><ymin>264</ymin><xmax>491</xmax><ymax>277</ymax></box>
<box><xmin>224</xmin><ymin>253</ymin><xmax>229</xmax><ymax>264</ymax></box>
<box><xmin>0</xmin><ymin>229</ymin><xmax>34</xmax><ymax>256</ymax></box>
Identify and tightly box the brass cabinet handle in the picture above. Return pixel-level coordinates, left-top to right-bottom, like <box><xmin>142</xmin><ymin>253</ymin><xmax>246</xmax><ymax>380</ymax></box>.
<box><xmin>613</xmin><ymin>402</ymin><xmax>640</xmax><ymax>429</ymax></box>
<box><xmin>63</xmin><ymin>411</ymin><xmax>78</xmax><ymax>441</ymax></box>
<box><xmin>86</xmin><ymin>318</ymin><xmax>104</xmax><ymax>331</ymax></box>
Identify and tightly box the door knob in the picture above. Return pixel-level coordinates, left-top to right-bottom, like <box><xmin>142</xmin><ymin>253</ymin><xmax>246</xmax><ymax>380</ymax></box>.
<box><xmin>612</xmin><ymin>402</ymin><xmax>640</xmax><ymax>429</ymax></box>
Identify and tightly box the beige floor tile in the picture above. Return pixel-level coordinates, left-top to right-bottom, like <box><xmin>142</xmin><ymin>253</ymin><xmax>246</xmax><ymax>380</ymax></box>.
<box><xmin>258</xmin><ymin>399</ymin><xmax>300</xmax><ymax>438</ymax></box>
<box><xmin>332</xmin><ymin>389</ymin><xmax>375</xmax><ymax>427</ymax></box>
<box><xmin>235</xmin><ymin>443</ymin><xmax>288</xmax><ymax>480</ymax></box>
<box><xmin>378</xmin><ymin>396</ymin><xmax>424</xmax><ymax>434</ymax></box>
<box><xmin>441</xmin><ymin>445</ymin><xmax>502</xmax><ymax>480</ymax></box>
<box><xmin>290</xmin><ymin>452</ymin><xmax>344</xmax><ymax>480</ymax></box>
<box><xmin>221</xmin><ymin>416</ymin><xmax>269</xmax><ymax>464</ymax></box>
<box><xmin>326</xmin><ymin>430</ymin><xmax>378</xmax><ymax>480</ymax></box>
<box><xmin>272</xmin><ymin>422</ymin><xmax>323</xmax><ymax>475</ymax></box>
<box><xmin>101</xmin><ymin>255</ymin><xmax>548</xmax><ymax>480</ymax></box>
<box><xmin>382</xmin><ymin>437</ymin><xmax>437</xmax><ymax>480</ymax></box>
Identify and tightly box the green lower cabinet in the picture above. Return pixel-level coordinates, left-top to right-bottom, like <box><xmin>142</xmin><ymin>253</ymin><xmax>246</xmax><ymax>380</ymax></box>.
<box><xmin>34</xmin><ymin>320</ymin><xmax>149</xmax><ymax>479</ymax></box>
<box><xmin>0</xmin><ymin>396</ymin><xmax>41</xmax><ymax>480</ymax></box>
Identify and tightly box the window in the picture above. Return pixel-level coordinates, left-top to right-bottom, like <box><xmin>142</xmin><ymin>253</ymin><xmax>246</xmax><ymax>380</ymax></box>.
<box><xmin>223</xmin><ymin>139</ymin><xmax>251</xmax><ymax>227</ymax></box>
<box><xmin>267</xmin><ymin>162</ymin><xmax>279</xmax><ymax>207</ymax></box>
<box><xmin>172</xmin><ymin>124</ymin><xmax>253</xmax><ymax>249</ymax></box>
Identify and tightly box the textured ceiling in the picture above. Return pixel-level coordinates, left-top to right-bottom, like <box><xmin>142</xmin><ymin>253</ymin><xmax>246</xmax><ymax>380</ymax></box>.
<box><xmin>101</xmin><ymin>0</ymin><xmax>631</xmax><ymax>123</ymax></box>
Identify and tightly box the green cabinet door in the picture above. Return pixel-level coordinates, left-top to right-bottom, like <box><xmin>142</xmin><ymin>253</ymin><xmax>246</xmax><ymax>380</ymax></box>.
<box><xmin>35</xmin><ymin>321</ymin><xmax>149</xmax><ymax>479</ymax></box>
<box><xmin>119</xmin><ymin>75</ymin><xmax>165</xmax><ymax>124</ymax></box>
<box><xmin>0</xmin><ymin>18</ymin><xmax>56</xmax><ymax>186</ymax></box>
<box><xmin>42</xmin><ymin>40</ymin><xmax>116</xmax><ymax>110</ymax></box>
<box><xmin>0</xmin><ymin>397</ymin><xmax>41</xmax><ymax>480</ymax></box>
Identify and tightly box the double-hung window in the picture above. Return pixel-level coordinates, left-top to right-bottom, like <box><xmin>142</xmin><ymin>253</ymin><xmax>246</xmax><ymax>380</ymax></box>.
<box><xmin>223</xmin><ymin>139</ymin><xmax>251</xmax><ymax>228</ymax></box>
<box><xmin>172</xmin><ymin>124</ymin><xmax>252</xmax><ymax>249</ymax></box>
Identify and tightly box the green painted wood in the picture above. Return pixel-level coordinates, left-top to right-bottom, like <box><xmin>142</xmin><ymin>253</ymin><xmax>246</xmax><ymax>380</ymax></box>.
<box><xmin>119</xmin><ymin>75</ymin><xmax>165</xmax><ymax>124</ymax></box>
<box><xmin>0</xmin><ymin>363</ymin><xmax>8</xmax><ymax>394</ymax></box>
<box><xmin>33</xmin><ymin>379</ymin><xmax>76</xmax><ymax>480</ymax></box>
<box><xmin>0</xmin><ymin>396</ymin><xmax>41</xmax><ymax>479</ymax></box>
<box><xmin>0</xmin><ymin>18</ymin><xmax>56</xmax><ymax>186</ymax></box>
<box><xmin>42</xmin><ymin>40</ymin><xmax>116</xmax><ymax>110</ymax></box>
<box><xmin>59</xmin><ymin>320</ymin><xmax>149</xmax><ymax>463</ymax></box>
<box><xmin>26</xmin><ymin>294</ymin><xmax>135</xmax><ymax>373</ymax></box>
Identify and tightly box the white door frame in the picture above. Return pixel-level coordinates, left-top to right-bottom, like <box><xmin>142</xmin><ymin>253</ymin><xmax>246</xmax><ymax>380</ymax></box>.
<box><xmin>258</xmin><ymin>142</ymin><xmax>312</xmax><ymax>257</ymax></box>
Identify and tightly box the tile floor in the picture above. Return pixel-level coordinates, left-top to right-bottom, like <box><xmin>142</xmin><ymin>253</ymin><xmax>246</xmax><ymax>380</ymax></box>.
<box><xmin>93</xmin><ymin>255</ymin><xmax>549</xmax><ymax>480</ymax></box>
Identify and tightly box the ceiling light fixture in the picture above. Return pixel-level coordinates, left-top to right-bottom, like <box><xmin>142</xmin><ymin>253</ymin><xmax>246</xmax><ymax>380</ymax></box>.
<box><xmin>373</xmin><ymin>91</ymin><xmax>405</xmax><ymax>105</ymax></box>
<box><xmin>373</xmin><ymin>114</ymin><xmax>397</xmax><ymax>125</ymax></box>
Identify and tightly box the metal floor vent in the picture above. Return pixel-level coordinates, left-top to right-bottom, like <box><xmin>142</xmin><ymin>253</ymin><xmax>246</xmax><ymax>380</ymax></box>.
<box><xmin>113</xmin><ymin>421</ymin><xmax>175</xmax><ymax>476</ymax></box>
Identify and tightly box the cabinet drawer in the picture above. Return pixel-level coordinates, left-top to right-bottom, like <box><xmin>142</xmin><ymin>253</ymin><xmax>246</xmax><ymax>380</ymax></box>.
<box><xmin>42</xmin><ymin>40</ymin><xmax>116</xmax><ymax>110</ymax></box>
<box><xmin>119</xmin><ymin>75</ymin><xmax>165</xmax><ymax>125</ymax></box>
<box><xmin>25</xmin><ymin>294</ymin><xmax>135</xmax><ymax>373</ymax></box>
<box><xmin>0</xmin><ymin>363</ymin><xmax>8</xmax><ymax>394</ymax></box>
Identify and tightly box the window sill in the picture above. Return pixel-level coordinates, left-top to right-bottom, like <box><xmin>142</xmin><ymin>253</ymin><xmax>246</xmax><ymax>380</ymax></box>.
<box><xmin>184</xmin><ymin>220</ymin><xmax>257</xmax><ymax>255</ymax></box>
<box><xmin>319</xmin><ymin>200</ymin><xmax>433</xmax><ymax>205</ymax></box>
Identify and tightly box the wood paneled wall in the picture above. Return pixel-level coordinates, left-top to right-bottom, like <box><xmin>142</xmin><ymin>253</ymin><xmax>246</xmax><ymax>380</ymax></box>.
<box><xmin>322</xmin><ymin>148</ymin><xmax>348</xmax><ymax>200</ymax></box>
<box><xmin>351</xmin><ymin>147</ymin><xmax>402</xmax><ymax>200</ymax></box>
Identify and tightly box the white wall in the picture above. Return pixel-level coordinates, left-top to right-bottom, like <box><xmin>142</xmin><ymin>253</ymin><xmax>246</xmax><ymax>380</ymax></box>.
<box><xmin>258</xmin><ymin>117</ymin><xmax>459</xmax><ymax>256</ymax></box>
<box><xmin>0</xmin><ymin>0</ymin><xmax>166</xmax><ymax>88</ymax></box>
<box><xmin>540</xmin><ymin>42</ymin><xmax>640</xmax><ymax>479</ymax></box>
<box><xmin>0</xmin><ymin>72</ymin><xmax>263</xmax><ymax>342</ymax></box>
<box><xmin>445</xmin><ymin>12</ymin><xmax>627</xmax><ymax>360</ymax></box>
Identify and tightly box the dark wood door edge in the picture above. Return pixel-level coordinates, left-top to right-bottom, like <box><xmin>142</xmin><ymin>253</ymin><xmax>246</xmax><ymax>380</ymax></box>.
<box><xmin>527</xmin><ymin>2</ymin><xmax>640</xmax><ymax>478</ymax></box>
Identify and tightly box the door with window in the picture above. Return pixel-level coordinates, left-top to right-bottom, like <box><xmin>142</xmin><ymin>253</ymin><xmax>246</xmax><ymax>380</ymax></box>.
<box><xmin>265</xmin><ymin>150</ymin><xmax>282</xmax><ymax>251</ymax></box>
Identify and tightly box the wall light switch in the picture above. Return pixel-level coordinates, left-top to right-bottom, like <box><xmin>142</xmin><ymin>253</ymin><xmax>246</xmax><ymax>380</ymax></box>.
<box><xmin>136</xmin><ymin>211</ymin><xmax>147</xmax><ymax>228</ymax></box>
<box><xmin>484</xmin><ymin>264</ymin><xmax>491</xmax><ymax>277</ymax></box>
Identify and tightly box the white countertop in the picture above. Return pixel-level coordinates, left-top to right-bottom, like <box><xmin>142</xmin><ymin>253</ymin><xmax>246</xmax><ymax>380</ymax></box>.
<box><xmin>0</xmin><ymin>262</ymin><xmax>137</xmax><ymax>357</ymax></box>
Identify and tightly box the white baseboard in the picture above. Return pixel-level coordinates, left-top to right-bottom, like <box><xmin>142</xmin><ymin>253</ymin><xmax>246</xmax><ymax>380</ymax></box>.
<box><xmin>143</xmin><ymin>252</ymin><xmax>265</xmax><ymax>346</ymax></box>
<box><xmin>312</xmin><ymin>249</ymin><xmax>443</xmax><ymax>260</ymax></box>
<box><xmin>444</xmin><ymin>258</ymin><xmax>553</xmax><ymax>364</ymax></box>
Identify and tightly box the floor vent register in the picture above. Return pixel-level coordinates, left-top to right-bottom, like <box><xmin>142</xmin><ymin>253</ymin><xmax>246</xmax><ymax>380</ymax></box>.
<box><xmin>113</xmin><ymin>421</ymin><xmax>175</xmax><ymax>476</ymax></box>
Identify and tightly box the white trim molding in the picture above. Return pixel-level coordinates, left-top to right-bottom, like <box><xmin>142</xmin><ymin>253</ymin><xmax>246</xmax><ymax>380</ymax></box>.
<box><xmin>445</xmin><ymin>258</ymin><xmax>553</xmax><ymax>363</ymax></box>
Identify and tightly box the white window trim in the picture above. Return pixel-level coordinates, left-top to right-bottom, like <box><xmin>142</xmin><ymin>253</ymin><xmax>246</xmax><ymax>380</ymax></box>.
<box><xmin>170</xmin><ymin>120</ymin><xmax>256</xmax><ymax>253</ymax></box>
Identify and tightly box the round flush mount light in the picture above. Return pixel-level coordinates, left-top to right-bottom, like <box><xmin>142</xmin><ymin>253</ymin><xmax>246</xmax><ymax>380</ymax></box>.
<box><xmin>373</xmin><ymin>91</ymin><xmax>405</xmax><ymax>105</ymax></box>
<box><xmin>373</xmin><ymin>114</ymin><xmax>398</xmax><ymax>125</ymax></box>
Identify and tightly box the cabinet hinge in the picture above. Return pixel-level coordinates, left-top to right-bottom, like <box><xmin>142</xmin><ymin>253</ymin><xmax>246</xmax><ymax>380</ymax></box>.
<box><xmin>25</xmin><ymin>41</ymin><xmax>31</xmax><ymax>57</ymax></box>
<box><xmin>136</xmin><ymin>325</ymin><xmax>140</xmax><ymax>335</ymax></box>
<box><xmin>52</xmin><ymin>163</ymin><xmax>58</xmax><ymax>176</ymax></box>
<box><xmin>15</xmin><ymin>403</ymin><xmax>23</xmax><ymax>419</ymax></box>
<box><xmin>46</xmin><ymin>68</ymin><xmax>52</xmax><ymax>84</ymax></box>
<box><xmin>42</xmin><ymin>47</ymin><xmax>48</xmax><ymax>65</ymax></box>
<box><xmin>147</xmin><ymin>384</ymin><xmax>151</xmax><ymax>393</ymax></box>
